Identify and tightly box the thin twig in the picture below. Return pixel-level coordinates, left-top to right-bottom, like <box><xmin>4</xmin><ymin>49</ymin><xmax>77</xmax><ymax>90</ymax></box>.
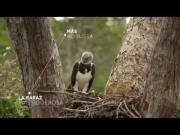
<box><xmin>58</xmin><ymin>116</ymin><xmax>78</xmax><ymax>118</ymax></box>
<box><xmin>87</xmin><ymin>99</ymin><xmax>104</xmax><ymax>108</ymax></box>
<box><xmin>116</xmin><ymin>102</ymin><xmax>123</xmax><ymax>118</ymax></box>
<box><xmin>119</xmin><ymin>104</ymin><xmax>132</xmax><ymax>118</ymax></box>
<box><xmin>63</xmin><ymin>108</ymin><xmax>88</xmax><ymax>113</ymax></box>
<box><xmin>123</xmin><ymin>100</ymin><xmax>138</xmax><ymax>118</ymax></box>
<box><xmin>72</xmin><ymin>100</ymin><xmax>94</xmax><ymax>104</ymax></box>
<box><xmin>131</xmin><ymin>105</ymin><xmax>142</xmax><ymax>118</ymax></box>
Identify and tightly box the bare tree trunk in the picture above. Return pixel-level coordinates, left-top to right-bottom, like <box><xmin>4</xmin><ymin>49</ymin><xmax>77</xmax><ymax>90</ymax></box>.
<box><xmin>105</xmin><ymin>17</ymin><xmax>164</xmax><ymax>97</ymax></box>
<box><xmin>5</xmin><ymin>17</ymin><xmax>66</xmax><ymax>118</ymax></box>
<box><xmin>4</xmin><ymin>18</ymin><xmax>32</xmax><ymax>93</ymax></box>
<box><xmin>141</xmin><ymin>17</ymin><xmax>180</xmax><ymax>118</ymax></box>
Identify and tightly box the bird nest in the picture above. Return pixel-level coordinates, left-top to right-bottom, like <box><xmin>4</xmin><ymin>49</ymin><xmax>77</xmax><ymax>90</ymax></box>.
<box><xmin>59</xmin><ymin>90</ymin><xmax>142</xmax><ymax>118</ymax></box>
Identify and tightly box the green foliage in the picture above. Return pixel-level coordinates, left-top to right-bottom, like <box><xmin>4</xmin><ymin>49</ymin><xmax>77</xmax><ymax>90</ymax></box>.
<box><xmin>0</xmin><ymin>55</ymin><xmax>23</xmax><ymax>97</ymax></box>
<box><xmin>0</xmin><ymin>95</ymin><xmax>30</xmax><ymax>118</ymax></box>
<box><xmin>0</xmin><ymin>18</ymin><xmax>11</xmax><ymax>55</ymax></box>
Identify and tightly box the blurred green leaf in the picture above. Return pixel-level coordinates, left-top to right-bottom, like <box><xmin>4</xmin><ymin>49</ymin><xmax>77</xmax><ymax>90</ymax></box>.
<box><xmin>0</xmin><ymin>96</ymin><xmax>30</xmax><ymax>118</ymax></box>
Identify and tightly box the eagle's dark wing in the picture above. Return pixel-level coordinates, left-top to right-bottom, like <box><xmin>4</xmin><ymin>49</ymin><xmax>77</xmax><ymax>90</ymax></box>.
<box><xmin>71</xmin><ymin>62</ymin><xmax>79</xmax><ymax>88</ymax></box>
<box><xmin>87</xmin><ymin>64</ymin><xmax>95</xmax><ymax>92</ymax></box>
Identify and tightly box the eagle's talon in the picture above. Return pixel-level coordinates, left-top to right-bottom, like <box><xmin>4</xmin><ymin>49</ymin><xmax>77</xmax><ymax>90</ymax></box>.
<box><xmin>82</xmin><ymin>90</ymin><xmax>87</xmax><ymax>94</ymax></box>
<box><xmin>73</xmin><ymin>88</ymin><xmax>78</xmax><ymax>92</ymax></box>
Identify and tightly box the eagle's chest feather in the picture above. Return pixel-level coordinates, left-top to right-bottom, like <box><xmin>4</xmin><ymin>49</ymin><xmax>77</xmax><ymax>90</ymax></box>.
<box><xmin>76</xmin><ymin>71</ymin><xmax>92</xmax><ymax>85</ymax></box>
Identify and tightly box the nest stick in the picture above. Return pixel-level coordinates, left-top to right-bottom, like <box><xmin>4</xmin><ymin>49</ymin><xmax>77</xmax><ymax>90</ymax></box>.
<box><xmin>119</xmin><ymin>104</ymin><xmax>132</xmax><ymax>118</ymax></box>
<box><xmin>116</xmin><ymin>102</ymin><xmax>123</xmax><ymax>118</ymax></box>
<box><xmin>63</xmin><ymin>108</ymin><xmax>88</xmax><ymax>113</ymax></box>
<box><xmin>72</xmin><ymin>100</ymin><xmax>94</xmax><ymax>104</ymax></box>
<box><xmin>131</xmin><ymin>105</ymin><xmax>142</xmax><ymax>118</ymax></box>
<box><xmin>123</xmin><ymin>101</ymin><xmax>138</xmax><ymax>118</ymax></box>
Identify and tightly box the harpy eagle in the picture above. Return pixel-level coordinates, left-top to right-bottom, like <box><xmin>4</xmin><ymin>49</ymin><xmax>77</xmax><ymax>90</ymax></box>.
<box><xmin>71</xmin><ymin>51</ymin><xmax>95</xmax><ymax>93</ymax></box>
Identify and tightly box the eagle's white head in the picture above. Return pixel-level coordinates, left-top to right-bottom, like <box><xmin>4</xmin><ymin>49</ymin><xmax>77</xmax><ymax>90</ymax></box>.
<box><xmin>81</xmin><ymin>51</ymin><xmax>93</xmax><ymax>64</ymax></box>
